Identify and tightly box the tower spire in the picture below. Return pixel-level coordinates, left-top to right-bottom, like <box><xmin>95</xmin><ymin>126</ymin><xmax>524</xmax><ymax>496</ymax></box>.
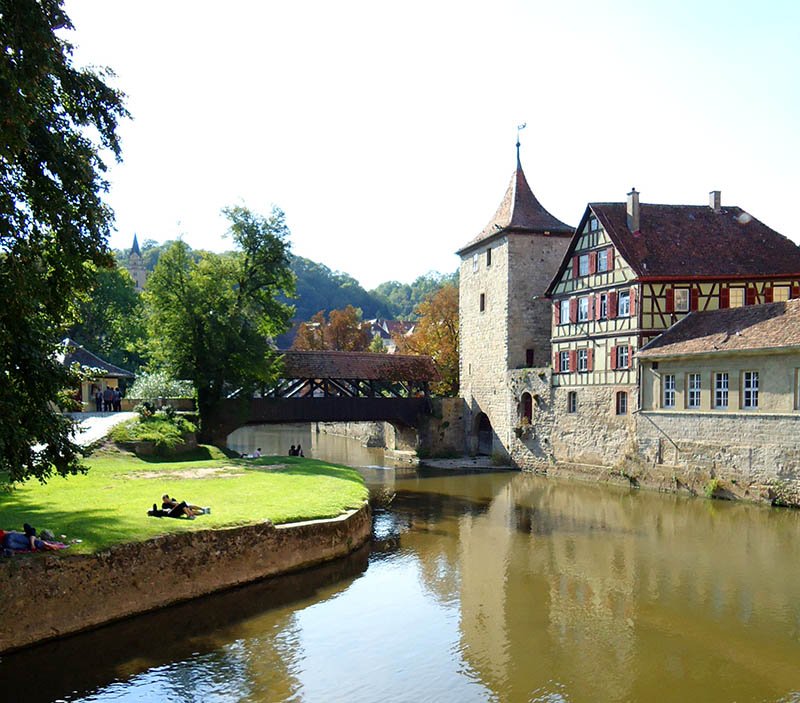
<box><xmin>516</xmin><ymin>122</ymin><xmax>526</xmax><ymax>165</ymax></box>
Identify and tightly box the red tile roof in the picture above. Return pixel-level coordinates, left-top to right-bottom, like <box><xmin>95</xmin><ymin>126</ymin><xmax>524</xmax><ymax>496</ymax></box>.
<box><xmin>591</xmin><ymin>203</ymin><xmax>800</xmax><ymax>279</ymax></box>
<box><xmin>638</xmin><ymin>299</ymin><xmax>800</xmax><ymax>359</ymax></box>
<box><xmin>279</xmin><ymin>350</ymin><xmax>440</xmax><ymax>381</ymax></box>
<box><xmin>457</xmin><ymin>157</ymin><xmax>573</xmax><ymax>255</ymax></box>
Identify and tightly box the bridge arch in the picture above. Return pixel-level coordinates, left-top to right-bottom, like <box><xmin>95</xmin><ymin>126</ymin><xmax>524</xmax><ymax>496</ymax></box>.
<box><xmin>472</xmin><ymin>412</ymin><xmax>494</xmax><ymax>456</ymax></box>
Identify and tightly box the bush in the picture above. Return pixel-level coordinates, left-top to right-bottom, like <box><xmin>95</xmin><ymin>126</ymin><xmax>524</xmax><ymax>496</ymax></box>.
<box><xmin>127</xmin><ymin>371</ymin><xmax>194</xmax><ymax>402</ymax></box>
<box><xmin>110</xmin><ymin>414</ymin><xmax>197</xmax><ymax>449</ymax></box>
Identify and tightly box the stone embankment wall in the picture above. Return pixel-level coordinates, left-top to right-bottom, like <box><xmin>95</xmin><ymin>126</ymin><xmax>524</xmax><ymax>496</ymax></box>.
<box><xmin>0</xmin><ymin>506</ymin><xmax>371</xmax><ymax>654</ymax></box>
<box><xmin>316</xmin><ymin>421</ymin><xmax>385</xmax><ymax>447</ymax></box>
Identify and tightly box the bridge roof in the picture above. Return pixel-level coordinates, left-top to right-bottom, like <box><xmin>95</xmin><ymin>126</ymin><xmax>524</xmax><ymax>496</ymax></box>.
<box><xmin>279</xmin><ymin>350</ymin><xmax>440</xmax><ymax>382</ymax></box>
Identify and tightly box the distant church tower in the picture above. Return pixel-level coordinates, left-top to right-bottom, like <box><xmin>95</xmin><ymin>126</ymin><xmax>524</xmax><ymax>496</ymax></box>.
<box><xmin>127</xmin><ymin>234</ymin><xmax>148</xmax><ymax>292</ymax></box>
<box><xmin>456</xmin><ymin>141</ymin><xmax>573</xmax><ymax>456</ymax></box>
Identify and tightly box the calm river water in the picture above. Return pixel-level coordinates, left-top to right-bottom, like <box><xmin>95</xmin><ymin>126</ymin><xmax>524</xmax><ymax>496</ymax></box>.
<box><xmin>3</xmin><ymin>425</ymin><xmax>800</xmax><ymax>702</ymax></box>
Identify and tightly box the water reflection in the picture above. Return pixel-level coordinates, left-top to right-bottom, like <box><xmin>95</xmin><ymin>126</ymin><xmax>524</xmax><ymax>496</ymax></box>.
<box><xmin>4</xmin><ymin>432</ymin><xmax>800</xmax><ymax>702</ymax></box>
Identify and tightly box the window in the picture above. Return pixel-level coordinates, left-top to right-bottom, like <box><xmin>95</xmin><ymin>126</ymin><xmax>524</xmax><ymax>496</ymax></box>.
<box><xmin>577</xmin><ymin>349</ymin><xmax>588</xmax><ymax>372</ymax></box>
<box><xmin>526</xmin><ymin>349</ymin><xmax>534</xmax><ymax>367</ymax></box>
<box><xmin>663</xmin><ymin>374</ymin><xmax>676</xmax><ymax>408</ymax></box>
<box><xmin>714</xmin><ymin>372</ymin><xmax>729</xmax><ymax>409</ymax></box>
<box><xmin>687</xmin><ymin>373</ymin><xmax>701</xmax><ymax>409</ymax></box>
<box><xmin>729</xmin><ymin>288</ymin><xmax>745</xmax><ymax>308</ymax></box>
<box><xmin>579</xmin><ymin>254</ymin><xmax>590</xmax><ymax>277</ymax></box>
<box><xmin>674</xmin><ymin>289</ymin><xmax>689</xmax><ymax>312</ymax></box>
<box><xmin>486</xmin><ymin>248</ymin><xmax>492</xmax><ymax>267</ymax></box>
<box><xmin>567</xmin><ymin>391</ymin><xmax>577</xmax><ymax>413</ymax></box>
<box><xmin>615</xmin><ymin>345</ymin><xmax>629</xmax><ymax>369</ymax></box>
<box><xmin>597</xmin><ymin>249</ymin><xmax>609</xmax><ymax>273</ymax></box>
<box><xmin>479</xmin><ymin>293</ymin><xmax>485</xmax><ymax>312</ymax></box>
<box><xmin>743</xmin><ymin>371</ymin><xmax>759</xmax><ymax>409</ymax></box>
<box><xmin>560</xmin><ymin>300</ymin><xmax>570</xmax><ymax>325</ymax></box>
<box><xmin>521</xmin><ymin>393</ymin><xmax>533</xmax><ymax>423</ymax></box>
<box><xmin>618</xmin><ymin>291</ymin><xmax>630</xmax><ymax>317</ymax></box>
<box><xmin>559</xmin><ymin>351</ymin><xmax>570</xmax><ymax>373</ymax></box>
<box><xmin>578</xmin><ymin>296</ymin><xmax>589</xmax><ymax>322</ymax></box>
<box><xmin>589</xmin><ymin>216</ymin><xmax>600</xmax><ymax>232</ymax></box>
<box><xmin>598</xmin><ymin>293</ymin><xmax>608</xmax><ymax>320</ymax></box>
<box><xmin>472</xmin><ymin>254</ymin><xmax>479</xmax><ymax>272</ymax></box>
<box><xmin>616</xmin><ymin>391</ymin><xmax>628</xmax><ymax>415</ymax></box>
<box><xmin>773</xmin><ymin>286</ymin><xmax>790</xmax><ymax>302</ymax></box>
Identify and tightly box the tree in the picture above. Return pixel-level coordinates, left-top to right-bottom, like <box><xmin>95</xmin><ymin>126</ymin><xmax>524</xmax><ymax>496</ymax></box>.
<box><xmin>368</xmin><ymin>334</ymin><xmax>388</xmax><ymax>354</ymax></box>
<box><xmin>292</xmin><ymin>305</ymin><xmax>371</xmax><ymax>352</ymax></box>
<box><xmin>394</xmin><ymin>284</ymin><xmax>459</xmax><ymax>396</ymax></box>
<box><xmin>68</xmin><ymin>264</ymin><xmax>146</xmax><ymax>371</ymax></box>
<box><xmin>0</xmin><ymin>0</ymin><xmax>128</xmax><ymax>484</ymax></box>
<box><xmin>145</xmin><ymin>206</ymin><xmax>295</xmax><ymax>441</ymax></box>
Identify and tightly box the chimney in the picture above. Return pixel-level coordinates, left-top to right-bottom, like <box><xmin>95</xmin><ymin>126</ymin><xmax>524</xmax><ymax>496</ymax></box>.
<box><xmin>627</xmin><ymin>188</ymin><xmax>640</xmax><ymax>232</ymax></box>
<box><xmin>709</xmin><ymin>190</ymin><xmax>721</xmax><ymax>213</ymax></box>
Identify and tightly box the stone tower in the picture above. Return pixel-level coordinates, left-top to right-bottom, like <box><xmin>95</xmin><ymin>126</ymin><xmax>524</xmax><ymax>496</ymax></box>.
<box><xmin>456</xmin><ymin>145</ymin><xmax>573</xmax><ymax>456</ymax></box>
<box><xmin>127</xmin><ymin>233</ymin><xmax>148</xmax><ymax>292</ymax></box>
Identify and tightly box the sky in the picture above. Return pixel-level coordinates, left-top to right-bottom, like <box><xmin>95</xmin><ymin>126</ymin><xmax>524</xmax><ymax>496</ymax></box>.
<box><xmin>64</xmin><ymin>0</ymin><xmax>800</xmax><ymax>290</ymax></box>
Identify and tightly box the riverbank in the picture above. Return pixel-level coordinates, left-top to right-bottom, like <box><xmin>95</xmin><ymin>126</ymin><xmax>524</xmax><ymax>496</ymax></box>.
<box><xmin>0</xmin><ymin>446</ymin><xmax>371</xmax><ymax>653</ymax></box>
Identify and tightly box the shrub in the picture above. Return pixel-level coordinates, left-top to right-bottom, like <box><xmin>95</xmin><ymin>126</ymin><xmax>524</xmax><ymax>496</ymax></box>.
<box><xmin>110</xmin><ymin>414</ymin><xmax>197</xmax><ymax>449</ymax></box>
<box><xmin>127</xmin><ymin>371</ymin><xmax>194</xmax><ymax>402</ymax></box>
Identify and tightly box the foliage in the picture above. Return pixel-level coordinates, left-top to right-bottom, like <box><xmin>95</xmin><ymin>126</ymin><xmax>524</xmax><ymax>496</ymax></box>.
<box><xmin>394</xmin><ymin>284</ymin><xmax>459</xmax><ymax>396</ymax></box>
<box><xmin>0</xmin><ymin>0</ymin><xmax>128</xmax><ymax>484</ymax></box>
<box><xmin>110</xmin><ymin>414</ymin><xmax>196</xmax><ymax>449</ymax></box>
<box><xmin>0</xmin><ymin>450</ymin><xmax>367</xmax><ymax>554</ymax></box>
<box><xmin>368</xmin><ymin>333</ymin><xmax>388</xmax><ymax>353</ymax></box>
<box><xmin>372</xmin><ymin>271</ymin><xmax>459</xmax><ymax>320</ymax></box>
<box><xmin>292</xmin><ymin>305</ymin><xmax>372</xmax><ymax>351</ymax></box>
<box><xmin>704</xmin><ymin>477</ymin><xmax>724</xmax><ymax>499</ymax></box>
<box><xmin>67</xmin><ymin>263</ymin><xmax>146</xmax><ymax>371</ymax></box>
<box><xmin>144</xmin><ymin>206</ymin><xmax>295</xmax><ymax>441</ymax></box>
<box><xmin>127</xmin><ymin>370</ymin><xmax>194</xmax><ymax>401</ymax></box>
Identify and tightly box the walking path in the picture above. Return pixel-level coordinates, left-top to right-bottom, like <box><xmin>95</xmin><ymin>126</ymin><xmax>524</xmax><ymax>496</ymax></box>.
<box><xmin>68</xmin><ymin>412</ymin><xmax>135</xmax><ymax>447</ymax></box>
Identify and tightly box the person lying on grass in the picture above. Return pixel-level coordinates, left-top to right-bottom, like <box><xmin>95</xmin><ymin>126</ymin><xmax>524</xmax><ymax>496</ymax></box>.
<box><xmin>147</xmin><ymin>495</ymin><xmax>210</xmax><ymax>519</ymax></box>
<box><xmin>1</xmin><ymin>524</ymin><xmax>68</xmax><ymax>556</ymax></box>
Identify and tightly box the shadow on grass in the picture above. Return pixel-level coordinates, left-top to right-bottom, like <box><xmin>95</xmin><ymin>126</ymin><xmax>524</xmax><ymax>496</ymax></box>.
<box><xmin>128</xmin><ymin>445</ymin><xmax>240</xmax><ymax>464</ymax></box>
<box><xmin>245</xmin><ymin>456</ymin><xmax>366</xmax><ymax>486</ymax></box>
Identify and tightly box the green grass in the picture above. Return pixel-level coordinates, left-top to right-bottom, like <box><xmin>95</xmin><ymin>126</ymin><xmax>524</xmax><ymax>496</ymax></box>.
<box><xmin>0</xmin><ymin>446</ymin><xmax>368</xmax><ymax>555</ymax></box>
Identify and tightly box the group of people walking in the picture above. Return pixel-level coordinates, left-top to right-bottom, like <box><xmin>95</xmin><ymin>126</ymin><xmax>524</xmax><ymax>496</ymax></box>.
<box><xmin>93</xmin><ymin>386</ymin><xmax>122</xmax><ymax>412</ymax></box>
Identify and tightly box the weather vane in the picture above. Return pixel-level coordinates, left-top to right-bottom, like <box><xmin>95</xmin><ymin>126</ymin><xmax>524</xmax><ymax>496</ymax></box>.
<box><xmin>516</xmin><ymin>122</ymin><xmax>527</xmax><ymax>147</ymax></box>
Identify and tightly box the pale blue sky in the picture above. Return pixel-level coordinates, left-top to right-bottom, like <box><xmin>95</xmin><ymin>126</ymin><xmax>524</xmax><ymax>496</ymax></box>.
<box><xmin>65</xmin><ymin>0</ymin><xmax>800</xmax><ymax>289</ymax></box>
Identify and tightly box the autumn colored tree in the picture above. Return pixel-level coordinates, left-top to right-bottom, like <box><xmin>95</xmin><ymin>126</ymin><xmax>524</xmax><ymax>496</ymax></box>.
<box><xmin>394</xmin><ymin>284</ymin><xmax>459</xmax><ymax>396</ymax></box>
<box><xmin>292</xmin><ymin>305</ymin><xmax>371</xmax><ymax>352</ymax></box>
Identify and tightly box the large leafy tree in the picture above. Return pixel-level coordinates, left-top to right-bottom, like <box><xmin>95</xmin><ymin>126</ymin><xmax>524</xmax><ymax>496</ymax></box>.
<box><xmin>394</xmin><ymin>284</ymin><xmax>459</xmax><ymax>396</ymax></box>
<box><xmin>292</xmin><ymin>305</ymin><xmax>371</xmax><ymax>352</ymax></box>
<box><xmin>145</xmin><ymin>206</ymin><xmax>295</xmax><ymax>441</ymax></box>
<box><xmin>0</xmin><ymin>0</ymin><xmax>128</xmax><ymax>483</ymax></box>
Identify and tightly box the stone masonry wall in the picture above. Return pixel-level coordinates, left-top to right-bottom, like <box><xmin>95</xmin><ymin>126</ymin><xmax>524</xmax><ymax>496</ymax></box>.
<box><xmin>0</xmin><ymin>506</ymin><xmax>372</xmax><ymax>654</ymax></box>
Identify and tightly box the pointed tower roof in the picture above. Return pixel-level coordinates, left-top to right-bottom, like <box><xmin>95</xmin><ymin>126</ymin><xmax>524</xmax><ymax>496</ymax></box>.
<box><xmin>456</xmin><ymin>149</ymin><xmax>573</xmax><ymax>256</ymax></box>
<box><xmin>131</xmin><ymin>233</ymin><xmax>141</xmax><ymax>257</ymax></box>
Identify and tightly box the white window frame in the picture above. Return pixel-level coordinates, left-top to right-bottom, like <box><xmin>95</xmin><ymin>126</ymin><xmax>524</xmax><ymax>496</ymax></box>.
<box><xmin>714</xmin><ymin>372</ymin><xmax>729</xmax><ymax>409</ymax></box>
<box><xmin>773</xmin><ymin>285</ymin><xmax>790</xmax><ymax>302</ymax></box>
<box><xmin>618</xmin><ymin>291</ymin><xmax>630</xmax><ymax>317</ymax></box>
<box><xmin>687</xmin><ymin>373</ymin><xmax>701</xmax><ymax>409</ymax></box>
<box><xmin>742</xmin><ymin>371</ymin><xmax>759</xmax><ymax>409</ymax></box>
<box><xmin>577</xmin><ymin>349</ymin><xmax>588</xmax><ymax>372</ymax></box>
<box><xmin>472</xmin><ymin>253</ymin><xmax>479</xmax><ymax>272</ymax></box>
<box><xmin>729</xmin><ymin>288</ymin><xmax>745</xmax><ymax>308</ymax></box>
<box><xmin>579</xmin><ymin>254</ymin><xmax>590</xmax><ymax>277</ymax></box>
<box><xmin>589</xmin><ymin>216</ymin><xmax>600</xmax><ymax>232</ymax></box>
<box><xmin>663</xmin><ymin>374</ymin><xmax>676</xmax><ymax>408</ymax></box>
<box><xmin>567</xmin><ymin>391</ymin><xmax>577</xmax><ymax>413</ymax></box>
<box><xmin>559</xmin><ymin>351</ymin><xmax>570</xmax><ymax>373</ymax></box>
<box><xmin>560</xmin><ymin>300</ymin><xmax>570</xmax><ymax>326</ymax></box>
<box><xmin>578</xmin><ymin>296</ymin><xmax>589</xmax><ymax>322</ymax></box>
<box><xmin>674</xmin><ymin>289</ymin><xmax>690</xmax><ymax>312</ymax></box>
<box><xmin>616</xmin><ymin>346</ymin><xmax>629</xmax><ymax>369</ymax></box>
<box><xmin>616</xmin><ymin>391</ymin><xmax>628</xmax><ymax>415</ymax></box>
<box><xmin>599</xmin><ymin>293</ymin><xmax>608</xmax><ymax>320</ymax></box>
<box><xmin>597</xmin><ymin>249</ymin><xmax>609</xmax><ymax>273</ymax></box>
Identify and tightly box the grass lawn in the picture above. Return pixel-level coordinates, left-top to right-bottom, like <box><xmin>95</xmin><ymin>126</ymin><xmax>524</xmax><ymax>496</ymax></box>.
<box><xmin>0</xmin><ymin>446</ymin><xmax>368</xmax><ymax>555</ymax></box>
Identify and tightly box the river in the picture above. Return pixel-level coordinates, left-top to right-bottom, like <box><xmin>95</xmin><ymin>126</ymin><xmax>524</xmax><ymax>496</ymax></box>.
<box><xmin>2</xmin><ymin>425</ymin><xmax>800</xmax><ymax>702</ymax></box>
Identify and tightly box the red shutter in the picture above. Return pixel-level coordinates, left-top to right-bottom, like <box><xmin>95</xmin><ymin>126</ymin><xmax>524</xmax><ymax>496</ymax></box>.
<box><xmin>764</xmin><ymin>284</ymin><xmax>773</xmax><ymax>303</ymax></box>
<box><xmin>589</xmin><ymin>252</ymin><xmax>597</xmax><ymax>274</ymax></box>
<box><xmin>572</xmin><ymin>256</ymin><xmax>579</xmax><ymax>278</ymax></box>
<box><xmin>607</xmin><ymin>249</ymin><xmax>614</xmax><ymax>270</ymax></box>
<box><xmin>627</xmin><ymin>345</ymin><xmax>634</xmax><ymax>369</ymax></box>
<box><xmin>610</xmin><ymin>345</ymin><xmax>618</xmax><ymax>370</ymax></box>
<box><xmin>587</xmin><ymin>348</ymin><xmax>594</xmax><ymax>372</ymax></box>
<box><xmin>587</xmin><ymin>294</ymin><xmax>595</xmax><ymax>321</ymax></box>
<box><xmin>746</xmin><ymin>286</ymin><xmax>756</xmax><ymax>306</ymax></box>
<box><xmin>690</xmin><ymin>287</ymin><xmax>699</xmax><ymax>311</ymax></box>
<box><xmin>595</xmin><ymin>294</ymin><xmax>602</xmax><ymax>319</ymax></box>
<box><xmin>554</xmin><ymin>302</ymin><xmax>561</xmax><ymax>325</ymax></box>
<box><xmin>569</xmin><ymin>298</ymin><xmax>578</xmax><ymax>323</ymax></box>
<box><xmin>553</xmin><ymin>352</ymin><xmax>559</xmax><ymax>373</ymax></box>
<box><xmin>665</xmin><ymin>287</ymin><xmax>674</xmax><ymax>313</ymax></box>
<box><xmin>608</xmin><ymin>291</ymin><xmax>618</xmax><ymax>319</ymax></box>
<box><xmin>792</xmin><ymin>284</ymin><xmax>800</xmax><ymax>299</ymax></box>
<box><xmin>569</xmin><ymin>350</ymin><xmax>577</xmax><ymax>372</ymax></box>
<box><xmin>630</xmin><ymin>287</ymin><xmax>637</xmax><ymax>317</ymax></box>
<box><xmin>720</xmin><ymin>287</ymin><xmax>730</xmax><ymax>308</ymax></box>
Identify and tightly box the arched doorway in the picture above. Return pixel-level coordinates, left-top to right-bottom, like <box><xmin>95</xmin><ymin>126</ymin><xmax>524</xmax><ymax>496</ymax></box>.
<box><xmin>475</xmin><ymin>412</ymin><xmax>493</xmax><ymax>455</ymax></box>
<box><xmin>520</xmin><ymin>393</ymin><xmax>533</xmax><ymax>424</ymax></box>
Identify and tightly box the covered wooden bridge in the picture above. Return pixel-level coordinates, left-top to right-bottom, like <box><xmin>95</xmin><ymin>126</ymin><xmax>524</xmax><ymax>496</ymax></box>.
<box><xmin>205</xmin><ymin>351</ymin><xmax>440</xmax><ymax>444</ymax></box>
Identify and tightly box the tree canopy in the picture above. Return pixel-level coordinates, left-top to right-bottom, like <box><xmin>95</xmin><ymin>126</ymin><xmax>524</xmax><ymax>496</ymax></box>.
<box><xmin>144</xmin><ymin>206</ymin><xmax>295</xmax><ymax>441</ymax></box>
<box><xmin>292</xmin><ymin>305</ymin><xmax>372</xmax><ymax>352</ymax></box>
<box><xmin>0</xmin><ymin>0</ymin><xmax>128</xmax><ymax>484</ymax></box>
<box><xmin>394</xmin><ymin>283</ymin><xmax>459</xmax><ymax>396</ymax></box>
